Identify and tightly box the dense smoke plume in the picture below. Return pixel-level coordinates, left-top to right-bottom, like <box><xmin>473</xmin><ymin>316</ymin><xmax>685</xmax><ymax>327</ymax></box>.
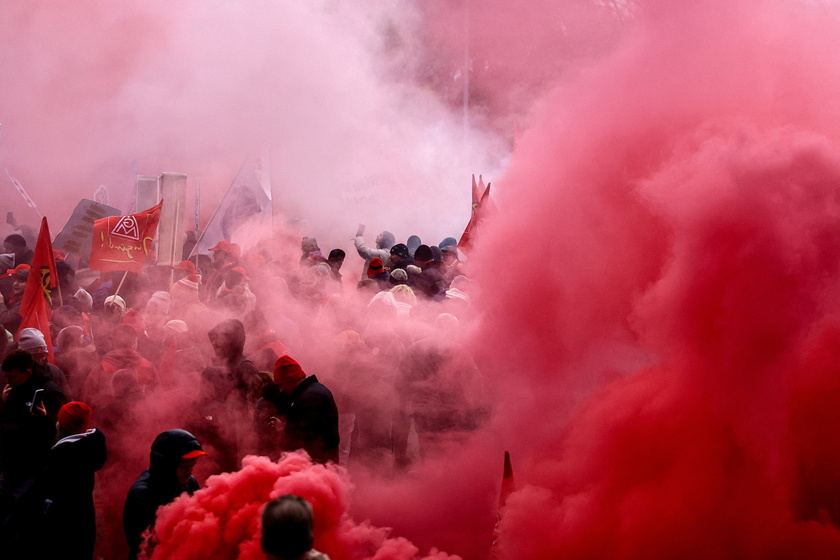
<box><xmin>9</xmin><ymin>0</ymin><xmax>840</xmax><ymax>559</ymax></box>
<box><xmin>472</xmin><ymin>0</ymin><xmax>840</xmax><ymax>558</ymax></box>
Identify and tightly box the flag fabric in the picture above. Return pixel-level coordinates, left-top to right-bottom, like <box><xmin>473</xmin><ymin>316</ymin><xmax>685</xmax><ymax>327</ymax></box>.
<box><xmin>490</xmin><ymin>451</ymin><xmax>516</xmax><ymax>560</ymax></box>
<box><xmin>5</xmin><ymin>169</ymin><xmax>41</xmax><ymax>217</ymax></box>
<box><xmin>17</xmin><ymin>217</ymin><xmax>58</xmax><ymax>360</ymax></box>
<box><xmin>191</xmin><ymin>158</ymin><xmax>272</xmax><ymax>256</ymax></box>
<box><xmin>89</xmin><ymin>201</ymin><xmax>163</xmax><ymax>274</ymax></box>
<box><xmin>471</xmin><ymin>174</ymin><xmax>481</xmax><ymax>212</ymax></box>
<box><xmin>459</xmin><ymin>183</ymin><xmax>493</xmax><ymax>252</ymax></box>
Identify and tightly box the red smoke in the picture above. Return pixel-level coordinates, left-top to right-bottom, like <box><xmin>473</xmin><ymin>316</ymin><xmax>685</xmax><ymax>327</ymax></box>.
<box><xmin>146</xmin><ymin>452</ymin><xmax>461</xmax><ymax>560</ymax></box>
<box><xmin>469</xmin><ymin>0</ymin><xmax>840</xmax><ymax>558</ymax></box>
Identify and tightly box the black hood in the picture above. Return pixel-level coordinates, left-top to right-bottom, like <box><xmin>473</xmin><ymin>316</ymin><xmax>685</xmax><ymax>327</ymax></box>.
<box><xmin>149</xmin><ymin>429</ymin><xmax>204</xmax><ymax>477</ymax></box>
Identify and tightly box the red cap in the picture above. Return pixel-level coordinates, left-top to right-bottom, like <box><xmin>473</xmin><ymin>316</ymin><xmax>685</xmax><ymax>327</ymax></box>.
<box><xmin>58</xmin><ymin>402</ymin><xmax>92</xmax><ymax>434</ymax></box>
<box><xmin>173</xmin><ymin>260</ymin><xmax>196</xmax><ymax>274</ymax></box>
<box><xmin>230</xmin><ymin>266</ymin><xmax>251</xmax><ymax>281</ymax></box>
<box><xmin>209</xmin><ymin>241</ymin><xmax>241</xmax><ymax>257</ymax></box>
<box><xmin>182</xmin><ymin>449</ymin><xmax>208</xmax><ymax>459</ymax></box>
<box><xmin>273</xmin><ymin>355</ymin><xmax>306</xmax><ymax>384</ymax></box>
<box><xmin>1</xmin><ymin>264</ymin><xmax>30</xmax><ymax>278</ymax></box>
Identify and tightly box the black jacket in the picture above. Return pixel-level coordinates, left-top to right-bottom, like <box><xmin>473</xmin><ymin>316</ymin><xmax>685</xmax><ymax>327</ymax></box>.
<box><xmin>261</xmin><ymin>376</ymin><xmax>339</xmax><ymax>464</ymax></box>
<box><xmin>37</xmin><ymin>428</ymin><xmax>107</xmax><ymax>560</ymax></box>
<box><xmin>0</xmin><ymin>374</ymin><xmax>66</xmax><ymax>481</ymax></box>
<box><xmin>123</xmin><ymin>429</ymin><xmax>202</xmax><ymax>560</ymax></box>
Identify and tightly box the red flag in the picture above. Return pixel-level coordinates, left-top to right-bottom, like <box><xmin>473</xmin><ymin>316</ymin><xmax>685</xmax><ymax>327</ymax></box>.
<box><xmin>17</xmin><ymin>217</ymin><xmax>58</xmax><ymax>360</ymax></box>
<box><xmin>459</xmin><ymin>183</ymin><xmax>493</xmax><ymax>253</ymax></box>
<box><xmin>89</xmin><ymin>201</ymin><xmax>163</xmax><ymax>274</ymax></box>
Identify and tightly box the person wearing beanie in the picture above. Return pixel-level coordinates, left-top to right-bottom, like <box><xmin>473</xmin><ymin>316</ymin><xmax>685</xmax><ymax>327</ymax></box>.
<box><xmin>255</xmin><ymin>356</ymin><xmax>339</xmax><ymax>464</ymax></box>
<box><xmin>408</xmin><ymin>245</ymin><xmax>448</xmax><ymax>300</ymax></box>
<box><xmin>18</xmin><ymin>327</ymin><xmax>71</xmax><ymax>398</ymax></box>
<box><xmin>208</xmin><ymin>318</ymin><xmax>262</xmax><ymax>411</ymax></box>
<box><xmin>123</xmin><ymin>429</ymin><xmax>206</xmax><ymax>560</ymax></box>
<box><xmin>366</xmin><ymin>257</ymin><xmax>390</xmax><ymax>290</ymax></box>
<box><xmin>388</xmin><ymin>243</ymin><xmax>413</xmax><ymax>272</ymax></box>
<box><xmin>389</xmin><ymin>267</ymin><xmax>409</xmax><ymax>286</ymax></box>
<box><xmin>353</xmin><ymin>223</ymin><xmax>395</xmax><ymax>280</ymax></box>
<box><xmin>34</xmin><ymin>401</ymin><xmax>107</xmax><ymax>560</ymax></box>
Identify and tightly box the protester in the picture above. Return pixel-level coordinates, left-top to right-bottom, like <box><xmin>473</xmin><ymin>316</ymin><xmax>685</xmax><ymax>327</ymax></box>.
<box><xmin>353</xmin><ymin>225</ymin><xmax>395</xmax><ymax>279</ymax></box>
<box><xmin>0</xmin><ymin>266</ymin><xmax>29</xmax><ymax>334</ymax></box>
<box><xmin>256</xmin><ymin>356</ymin><xmax>339</xmax><ymax>464</ymax></box>
<box><xmin>82</xmin><ymin>323</ymin><xmax>157</xmax><ymax>411</ymax></box>
<box><xmin>3</xmin><ymin>234</ymin><xmax>33</xmax><ymax>267</ymax></box>
<box><xmin>261</xmin><ymin>494</ymin><xmax>331</xmax><ymax>560</ymax></box>
<box><xmin>123</xmin><ymin>429</ymin><xmax>206</xmax><ymax>560</ymax></box>
<box><xmin>35</xmin><ymin>401</ymin><xmax>107</xmax><ymax>560</ymax></box>
<box><xmin>0</xmin><ymin>350</ymin><xmax>67</xmax><ymax>550</ymax></box>
<box><xmin>17</xmin><ymin>327</ymin><xmax>71</xmax><ymax>397</ymax></box>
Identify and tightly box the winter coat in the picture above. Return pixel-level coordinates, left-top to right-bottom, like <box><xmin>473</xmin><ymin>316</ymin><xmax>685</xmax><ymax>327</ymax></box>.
<box><xmin>0</xmin><ymin>374</ymin><xmax>66</xmax><ymax>481</ymax></box>
<box><xmin>36</xmin><ymin>428</ymin><xmax>107</xmax><ymax>560</ymax></box>
<box><xmin>260</xmin><ymin>376</ymin><xmax>339</xmax><ymax>464</ymax></box>
<box><xmin>123</xmin><ymin>429</ymin><xmax>202</xmax><ymax>560</ymax></box>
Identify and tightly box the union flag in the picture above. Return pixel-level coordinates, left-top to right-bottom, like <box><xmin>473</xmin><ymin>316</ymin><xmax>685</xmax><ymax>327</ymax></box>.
<box><xmin>89</xmin><ymin>201</ymin><xmax>163</xmax><ymax>274</ymax></box>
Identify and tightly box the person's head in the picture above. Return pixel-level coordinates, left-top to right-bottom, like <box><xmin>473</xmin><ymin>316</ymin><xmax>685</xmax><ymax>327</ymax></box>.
<box><xmin>367</xmin><ymin>257</ymin><xmax>385</xmax><ymax>279</ymax></box>
<box><xmin>439</xmin><ymin>237</ymin><xmax>458</xmax><ymax>251</ymax></box>
<box><xmin>273</xmin><ymin>355</ymin><xmax>307</xmax><ymax>395</ymax></box>
<box><xmin>112</xmin><ymin>324</ymin><xmax>139</xmax><ymax>350</ymax></box>
<box><xmin>261</xmin><ymin>494</ymin><xmax>315</xmax><ymax>560</ymax></box>
<box><xmin>209</xmin><ymin>241</ymin><xmax>241</xmax><ymax>267</ymax></box>
<box><xmin>1</xmin><ymin>350</ymin><xmax>34</xmax><ymax>387</ymax></box>
<box><xmin>441</xmin><ymin>244</ymin><xmax>459</xmax><ymax>265</ymax></box>
<box><xmin>17</xmin><ymin>327</ymin><xmax>48</xmax><ymax>365</ymax></box>
<box><xmin>3</xmin><ymin>234</ymin><xmax>27</xmax><ymax>260</ymax></box>
<box><xmin>413</xmin><ymin>245</ymin><xmax>433</xmax><ymax>266</ymax></box>
<box><xmin>10</xmin><ymin>266</ymin><xmax>29</xmax><ymax>297</ymax></box>
<box><xmin>149</xmin><ymin>429</ymin><xmax>206</xmax><ymax>484</ymax></box>
<box><xmin>300</xmin><ymin>237</ymin><xmax>319</xmax><ymax>255</ymax></box>
<box><xmin>57</xmin><ymin>401</ymin><xmax>92</xmax><ymax>436</ymax></box>
<box><xmin>406</xmin><ymin>235</ymin><xmax>422</xmax><ymax>256</ymax></box>
<box><xmin>375</xmin><ymin>231</ymin><xmax>395</xmax><ymax>250</ymax></box>
<box><xmin>104</xmin><ymin>294</ymin><xmax>127</xmax><ymax>317</ymax></box>
<box><xmin>208</xmin><ymin>319</ymin><xmax>246</xmax><ymax>360</ymax></box>
<box><xmin>389</xmin><ymin>243</ymin><xmax>409</xmax><ymax>266</ymax></box>
<box><xmin>327</xmin><ymin>249</ymin><xmax>345</xmax><ymax>271</ymax></box>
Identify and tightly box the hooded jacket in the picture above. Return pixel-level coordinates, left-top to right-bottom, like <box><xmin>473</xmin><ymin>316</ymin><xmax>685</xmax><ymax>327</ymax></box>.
<box><xmin>123</xmin><ymin>429</ymin><xmax>203</xmax><ymax>560</ymax></box>
<box><xmin>37</xmin><ymin>428</ymin><xmax>108</xmax><ymax>560</ymax></box>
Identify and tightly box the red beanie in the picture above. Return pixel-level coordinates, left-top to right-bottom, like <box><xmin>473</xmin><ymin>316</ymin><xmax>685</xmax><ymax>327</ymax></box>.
<box><xmin>273</xmin><ymin>355</ymin><xmax>306</xmax><ymax>384</ymax></box>
<box><xmin>58</xmin><ymin>401</ymin><xmax>92</xmax><ymax>434</ymax></box>
<box><xmin>367</xmin><ymin>257</ymin><xmax>384</xmax><ymax>278</ymax></box>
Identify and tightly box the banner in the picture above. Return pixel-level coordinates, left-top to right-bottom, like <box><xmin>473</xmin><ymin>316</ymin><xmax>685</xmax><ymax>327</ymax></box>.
<box><xmin>53</xmin><ymin>198</ymin><xmax>122</xmax><ymax>257</ymax></box>
<box><xmin>191</xmin><ymin>158</ymin><xmax>272</xmax><ymax>256</ymax></box>
<box><xmin>89</xmin><ymin>201</ymin><xmax>163</xmax><ymax>274</ymax></box>
<box><xmin>17</xmin><ymin>217</ymin><xmax>58</xmax><ymax>360</ymax></box>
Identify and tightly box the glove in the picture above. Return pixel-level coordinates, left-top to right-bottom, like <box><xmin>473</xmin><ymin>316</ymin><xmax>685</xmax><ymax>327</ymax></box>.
<box><xmin>355</xmin><ymin>223</ymin><xmax>365</xmax><ymax>237</ymax></box>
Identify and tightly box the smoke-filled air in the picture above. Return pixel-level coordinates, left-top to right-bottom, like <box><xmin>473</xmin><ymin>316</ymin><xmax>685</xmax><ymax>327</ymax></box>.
<box><xmin>4</xmin><ymin>0</ymin><xmax>840</xmax><ymax>559</ymax></box>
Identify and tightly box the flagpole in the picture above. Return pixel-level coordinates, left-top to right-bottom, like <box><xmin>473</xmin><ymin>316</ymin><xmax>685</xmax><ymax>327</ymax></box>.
<box><xmin>114</xmin><ymin>271</ymin><xmax>129</xmax><ymax>297</ymax></box>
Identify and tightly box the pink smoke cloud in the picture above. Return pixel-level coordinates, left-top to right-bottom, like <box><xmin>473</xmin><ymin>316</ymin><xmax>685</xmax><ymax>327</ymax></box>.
<box><xmin>146</xmin><ymin>452</ymin><xmax>462</xmax><ymax>560</ymax></box>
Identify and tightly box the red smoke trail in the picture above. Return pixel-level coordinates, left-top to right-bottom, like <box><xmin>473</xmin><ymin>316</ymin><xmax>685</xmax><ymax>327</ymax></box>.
<box><xmin>465</xmin><ymin>0</ymin><xmax>840</xmax><ymax>558</ymax></box>
<box><xmin>146</xmin><ymin>452</ymin><xmax>461</xmax><ymax>560</ymax></box>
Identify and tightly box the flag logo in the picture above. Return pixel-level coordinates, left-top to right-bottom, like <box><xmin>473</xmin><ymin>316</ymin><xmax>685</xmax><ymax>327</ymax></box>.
<box><xmin>111</xmin><ymin>216</ymin><xmax>140</xmax><ymax>240</ymax></box>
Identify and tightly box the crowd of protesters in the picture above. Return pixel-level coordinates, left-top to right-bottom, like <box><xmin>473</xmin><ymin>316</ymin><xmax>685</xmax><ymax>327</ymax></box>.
<box><xmin>0</xmin><ymin>222</ymin><xmax>489</xmax><ymax>558</ymax></box>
